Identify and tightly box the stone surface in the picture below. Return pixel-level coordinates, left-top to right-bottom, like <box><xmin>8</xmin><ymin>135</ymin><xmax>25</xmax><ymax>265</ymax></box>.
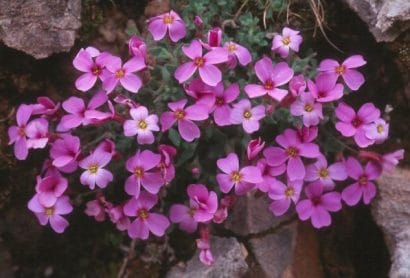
<box><xmin>371</xmin><ymin>168</ymin><xmax>410</xmax><ymax>277</ymax></box>
<box><xmin>342</xmin><ymin>0</ymin><xmax>410</xmax><ymax>42</ymax></box>
<box><xmin>167</xmin><ymin>237</ymin><xmax>248</xmax><ymax>278</ymax></box>
<box><xmin>224</xmin><ymin>192</ymin><xmax>294</xmax><ymax>236</ymax></box>
<box><xmin>0</xmin><ymin>0</ymin><xmax>81</xmax><ymax>59</ymax></box>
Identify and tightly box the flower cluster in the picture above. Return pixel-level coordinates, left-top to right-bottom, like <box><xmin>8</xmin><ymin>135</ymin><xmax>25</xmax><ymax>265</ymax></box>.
<box><xmin>9</xmin><ymin>10</ymin><xmax>403</xmax><ymax>266</ymax></box>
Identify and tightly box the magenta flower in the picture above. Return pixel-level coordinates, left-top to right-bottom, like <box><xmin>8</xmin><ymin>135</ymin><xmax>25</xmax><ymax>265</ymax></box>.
<box><xmin>72</xmin><ymin>47</ymin><xmax>107</xmax><ymax>92</ymax></box>
<box><xmin>128</xmin><ymin>35</ymin><xmax>147</xmax><ymax>59</ymax></box>
<box><xmin>318</xmin><ymin>55</ymin><xmax>367</xmax><ymax>91</ymax></box>
<box><xmin>169</xmin><ymin>204</ymin><xmax>198</xmax><ymax>233</ymax></box>
<box><xmin>244</xmin><ymin>57</ymin><xmax>294</xmax><ymax>101</ymax></box>
<box><xmin>297</xmin><ymin>126</ymin><xmax>318</xmax><ymax>143</ymax></box>
<box><xmin>216</xmin><ymin>153</ymin><xmax>263</xmax><ymax>195</ymax></box>
<box><xmin>268</xmin><ymin>179</ymin><xmax>303</xmax><ymax>216</ymax></box>
<box><xmin>123</xmin><ymin>106</ymin><xmax>159</xmax><ymax>144</ymax></box>
<box><xmin>187</xmin><ymin>184</ymin><xmax>218</xmax><ymax>222</ymax></box>
<box><xmin>381</xmin><ymin>149</ymin><xmax>404</xmax><ymax>172</ymax></box>
<box><xmin>26</xmin><ymin>118</ymin><xmax>49</xmax><ymax>149</ymax></box>
<box><xmin>58</xmin><ymin>91</ymin><xmax>109</xmax><ymax>130</ymax></box>
<box><xmin>28</xmin><ymin>194</ymin><xmax>73</xmax><ymax>233</ymax></box>
<box><xmin>230</xmin><ymin>99</ymin><xmax>265</xmax><ymax>133</ymax></box>
<box><xmin>108</xmin><ymin>205</ymin><xmax>130</xmax><ymax>231</ymax></box>
<box><xmin>197</xmin><ymin>227</ymin><xmax>214</xmax><ymax>266</ymax></box>
<box><xmin>102</xmin><ymin>55</ymin><xmax>145</xmax><ymax>93</ymax></box>
<box><xmin>290</xmin><ymin>92</ymin><xmax>323</xmax><ymax>127</ymax></box>
<box><xmin>223</xmin><ymin>41</ymin><xmax>252</xmax><ymax>66</ymax></box>
<box><xmin>160</xmin><ymin>99</ymin><xmax>209</xmax><ymax>142</ymax></box>
<box><xmin>123</xmin><ymin>192</ymin><xmax>170</xmax><ymax>239</ymax></box>
<box><xmin>79</xmin><ymin>149</ymin><xmax>113</xmax><ymax>190</ymax></box>
<box><xmin>335</xmin><ymin>102</ymin><xmax>380</xmax><ymax>148</ymax></box>
<box><xmin>255</xmin><ymin>158</ymin><xmax>286</xmax><ymax>192</ymax></box>
<box><xmin>271</xmin><ymin>27</ymin><xmax>303</xmax><ymax>58</ymax></box>
<box><xmin>194</xmin><ymin>16</ymin><xmax>203</xmax><ymax>27</ymax></box>
<box><xmin>95</xmin><ymin>139</ymin><xmax>117</xmax><ymax>158</ymax></box>
<box><xmin>247</xmin><ymin>137</ymin><xmax>266</xmax><ymax>161</ymax></box>
<box><xmin>35</xmin><ymin>174</ymin><xmax>68</xmax><ymax>207</ymax></box>
<box><xmin>296</xmin><ymin>182</ymin><xmax>342</xmax><ymax>228</ymax></box>
<box><xmin>8</xmin><ymin>104</ymin><xmax>33</xmax><ymax>160</ymax></box>
<box><xmin>147</xmin><ymin>10</ymin><xmax>186</xmax><ymax>42</ymax></box>
<box><xmin>124</xmin><ymin>150</ymin><xmax>163</xmax><ymax>198</ymax></box>
<box><xmin>85</xmin><ymin>199</ymin><xmax>107</xmax><ymax>222</ymax></box>
<box><xmin>212</xmin><ymin>82</ymin><xmax>239</xmax><ymax>126</ymax></box>
<box><xmin>341</xmin><ymin>157</ymin><xmax>382</xmax><ymax>206</ymax></box>
<box><xmin>158</xmin><ymin>144</ymin><xmax>177</xmax><ymax>184</ymax></box>
<box><xmin>50</xmin><ymin>134</ymin><xmax>81</xmax><ymax>169</ymax></box>
<box><xmin>289</xmin><ymin>74</ymin><xmax>306</xmax><ymax>97</ymax></box>
<box><xmin>184</xmin><ymin>78</ymin><xmax>216</xmax><ymax>112</ymax></box>
<box><xmin>307</xmin><ymin>74</ymin><xmax>344</xmax><ymax>102</ymax></box>
<box><xmin>263</xmin><ymin>128</ymin><xmax>321</xmax><ymax>180</ymax></box>
<box><xmin>305</xmin><ymin>156</ymin><xmax>347</xmax><ymax>190</ymax></box>
<box><xmin>174</xmin><ymin>39</ymin><xmax>228</xmax><ymax>86</ymax></box>
<box><xmin>205</xmin><ymin>27</ymin><xmax>222</xmax><ymax>49</ymax></box>
<box><xmin>363</xmin><ymin>118</ymin><xmax>389</xmax><ymax>144</ymax></box>
<box><xmin>31</xmin><ymin>96</ymin><xmax>60</xmax><ymax>116</ymax></box>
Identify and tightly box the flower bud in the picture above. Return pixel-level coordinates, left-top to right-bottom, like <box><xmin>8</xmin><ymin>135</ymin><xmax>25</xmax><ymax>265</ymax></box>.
<box><xmin>247</xmin><ymin>137</ymin><xmax>265</xmax><ymax>161</ymax></box>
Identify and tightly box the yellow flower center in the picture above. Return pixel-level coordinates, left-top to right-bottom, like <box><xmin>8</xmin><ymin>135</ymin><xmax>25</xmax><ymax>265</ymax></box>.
<box><xmin>377</xmin><ymin>124</ymin><xmax>384</xmax><ymax>134</ymax></box>
<box><xmin>359</xmin><ymin>175</ymin><xmax>368</xmax><ymax>185</ymax></box>
<box><xmin>194</xmin><ymin>57</ymin><xmax>205</xmax><ymax>67</ymax></box>
<box><xmin>88</xmin><ymin>164</ymin><xmax>99</xmax><ymax>174</ymax></box>
<box><xmin>285</xmin><ymin>187</ymin><xmax>295</xmax><ymax>197</ymax></box>
<box><xmin>115</xmin><ymin>68</ymin><xmax>125</xmax><ymax>79</ymax></box>
<box><xmin>134</xmin><ymin>167</ymin><xmax>144</xmax><ymax>178</ymax></box>
<box><xmin>162</xmin><ymin>15</ymin><xmax>174</xmax><ymax>24</ymax></box>
<box><xmin>175</xmin><ymin>109</ymin><xmax>186</xmax><ymax>120</ymax></box>
<box><xmin>138</xmin><ymin>120</ymin><xmax>148</xmax><ymax>130</ymax></box>
<box><xmin>335</xmin><ymin>65</ymin><xmax>346</xmax><ymax>75</ymax></box>
<box><xmin>319</xmin><ymin>168</ymin><xmax>329</xmax><ymax>178</ymax></box>
<box><xmin>304</xmin><ymin>104</ymin><xmax>314</xmax><ymax>112</ymax></box>
<box><xmin>286</xmin><ymin>147</ymin><xmax>299</xmax><ymax>158</ymax></box>
<box><xmin>45</xmin><ymin>207</ymin><xmax>54</xmax><ymax>216</ymax></box>
<box><xmin>227</xmin><ymin>43</ymin><xmax>237</xmax><ymax>52</ymax></box>
<box><xmin>243</xmin><ymin>110</ymin><xmax>252</xmax><ymax>119</ymax></box>
<box><xmin>138</xmin><ymin>208</ymin><xmax>149</xmax><ymax>220</ymax></box>
<box><xmin>282</xmin><ymin>37</ymin><xmax>291</xmax><ymax>45</ymax></box>
<box><xmin>231</xmin><ymin>171</ymin><xmax>242</xmax><ymax>182</ymax></box>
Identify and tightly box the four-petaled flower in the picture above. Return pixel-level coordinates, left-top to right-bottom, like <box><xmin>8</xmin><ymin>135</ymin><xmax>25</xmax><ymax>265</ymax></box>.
<box><xmin>230</xmin><ymin>99</ymin><xmax>265</xmax><ymax>133</ymax></box>
<box><xmin>271</xmin><ymin>27</ymin><xmax>303</xmax><ymax>58</ymax></box>
<box><xmin>148</xmin><ymin>10</ymin><xmax>186</xmax><ymax>42</ymax></box>
<box><xmin>79</xmin><ymin>149</ymin><xmax>113</xmax><ymax>189</ymax></box>
<box><xmin>123</xmin><ymin>106</ymin><xmax>160</xmax><ymax>144</ymax></box>
<box><xmin>268</xmin><ymin>178</ymin><xmax>303</xmax><ymax>216</ymax></box>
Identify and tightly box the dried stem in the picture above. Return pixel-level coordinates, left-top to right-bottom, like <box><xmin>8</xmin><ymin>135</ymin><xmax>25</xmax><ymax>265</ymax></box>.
<box><xmin>117</xmin><ymin>239</ymin><xmax>137</xmax><ymax>278</ymax></box>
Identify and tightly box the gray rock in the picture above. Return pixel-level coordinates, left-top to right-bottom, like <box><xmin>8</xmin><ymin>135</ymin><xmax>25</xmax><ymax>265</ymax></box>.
<box><xmin>342</xmin><ymin>0</ymin><xmax>410</xmax><ymax>42</ymax></box>
<box><xmin>371</xmin><ymin>168</ymin><xmax>410</xmax><ymax>277</ymax></box>
<box><xmin>0</xmin><ymin>0</ymin><xmax>81</xmax><ymax>59</ymax></box>
<box><xmin>167</xmin><ymin>237</ymin><xmax>248</xmax><ymax>278</ymax></box>
<box><xmin>224</xmin><ymin>192</ymin><xmax>294</xmax><ymax>236</ymax></box>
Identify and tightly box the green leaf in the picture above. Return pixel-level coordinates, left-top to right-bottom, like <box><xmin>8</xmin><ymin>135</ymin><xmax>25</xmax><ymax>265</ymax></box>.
<box><xmin>168</xmin><ymin>128</ymin><xmax>181</xmax><ymax>147</ymax></box>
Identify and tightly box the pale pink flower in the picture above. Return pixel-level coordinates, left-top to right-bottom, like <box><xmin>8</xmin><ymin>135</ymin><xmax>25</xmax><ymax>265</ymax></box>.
<box><xmin>147</xmin><ymin>10</ymin><xmax>186</xmax><ymax>42</ymax></box>
<box><xmin>128</xmin><ymin>35</ymin><xmax>147</xmax><ymax>60</ymax></box>
<box><xmin>123</xmin><ymin>106</ymin><xmax>159</xmax><ymax>144</ymax></box>
<box><xmin>35</xmin><ymin>174</ymin><xmax>68</xmax><ymax>207</ymax></box>
<box><xmin>230</xmin><ymin>99</ymin><xmax>265</xmax><ymax>134</ymax></box>
<box><xmin>26</xmin><ymin>118</ymin><xmax>49</xmax><ymax>149</ymax></box>
<box><xmin>223</xmin><ymin>41</ymin><xmax>252</xmax><ymax>66</ymax></box>
<box><xmin>305</xmin><ymin>156</ymin><xmax>347</xmax><ymax>190</ymax></box>
<box><xmin>271</xmin><ymin>27</ymin><xmax>303</xmax><ymax>58</ymax></box>
<box><xmin>289</xmin><ymin>74</ymin><xmax>306</xmax><ymax>97</ymax></box>
<box><xmin>247</xmin><ymin>137</ymin><xmax>266</xmax><ymax>161</ymax></box>
<box><xmin>268</xmin><ymin>178</ymin><xmax>303</xmax><ymax>216</ymax></box>
<box><xmin>49</xmin><ymin>134</ymin><xmax>81</xmax><ymax>170</ymax></box>
<box><xmin>8</xmin><ymin>104</ymin><xmax>32</xmax><ymax>160</ymax></box>
<box><xmin>363</xmin><ymin>118</ymin><xmax>389</xmax><ymax>144</ymax></box>
<box><xmin>79</xmin><ymin>149</ymin><xmax>113</xmax><ymax>189</ymax></box>
<box><xmin>290</xmin><ymin>92</ymin><xmax>323</xmax><ymax>127</ymax></box>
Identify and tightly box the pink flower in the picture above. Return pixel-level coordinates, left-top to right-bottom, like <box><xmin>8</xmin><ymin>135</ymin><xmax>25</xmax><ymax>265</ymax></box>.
<box><xmin>289</xmin><ymin>74</ymin><xmax>306</xmax><ymax>97</ymax></box>
<box><xmin>123</xmin><ymin>192</ymin><xmax>170</xmax><ymax>239</ymax></box>
<box><xmin>102</xmin><ymin>55</ymin><xmax>145</xmax><ymax>93</ymax></box>
<box><xmin>247</xmin><ymin>137</ymin><xmax>266</xmax><ymax>161</ymax></box>
<box><xmin>128</xmin><ymin>35</ymin><xmax>147</xmax><ymax>59</ymax></box>
<box><xmin>58</xmin><ymin>91</ymin><xmax>109</xmax><ymax>130</ymax></box>
<box><xmin>363</xmin><ymin>118</ymin><xmax>389</xmax><ymax>144</ymax></box>
<box><xmin>381</xmin><ymin>149</ymin><xmax>404</xmax><ymax>172</ymax></box>
<box><xmin>263</xmin><ymin>128</ymin><xmax>321</xmax><ymax>180</ymax></box>
<box><xmin>212</xmin><ymin>82</ymin><xmax>239</xmax><ymax>126</ymax></box>
<box><xmin>341</xmin><ymin>157</ymin><xmax>382</xmax><ymax>206</ymax></box>
<box><xmin>174</xmin><ymin>39</ymin><xmax>228</xmax><ymax>86</ymax></box>
<box><xmin>160</xmin><ymin>99</ymin><xmax>209</xmax><ymax>142</ymax></box>
<box><xmin>206</xmin><ymin>27</ymin><xmax>222</xmax><ymax>48</ymax></box>
<box><xmin>196</xmin><ymin>227</ymin><xmax>214</xmax><ymax>266</ymax></box>
<box><xmin>8</xmin><ymin>104</ymin><xmax>32</xmax><ymax>160</ymax></box>
<box><xmin>35</xmin><ymin>174</ymin><xmax>68</xmax><ymax>207</ymax></box>
<box><xmin>255</xmin><ymin>158</ymin><xmax>286</xmax><ymax>192</ymax></box>
<box><xmin>184</xmin><ymin>78</ymin><xmax>216</xmax><ymax>112</ymax></box>
<box><xmin>290</xmin><ymin>92</ymin><xmax>323</xmax><ymax>127</ymax></box>
<box><xmin>50</xmin><ymin>134</ymin><xmax>81</xmax><ymax>169</ymax></box>
<box><xmin>28</xmin><ymin>194</ymin><xmax>73</xmax><ymax>233</ymax></box>
<box><xmin>194</xmin><ymin>16</ymin><xmax>203</xmax><ymax>27</ymax></box>
<box><xmin>26</xmin><ymin>118</ymin><xmax>49</xmax><ymax>149</ymax></box>
<box><xmin>318</xmin><ymin>55</ymin><xmax>367</xmax><ymax>91</ymax></box>
<box><xmin>216</xmin><ymin>153</ymin><xmax>263</xmax><ymax>195</ymax></box>
<box><xmin>169</xmin><ymin>203</ymin><xmax>198</xmax><ymax>233</ymax></box>
<box><xmin>85</xmin><ymin>195</ymin><xmax>112</xmax><ymax>222</ymax></box>
<box><xmin>268</xmin><ymin>179</ymin><xmax>303</xmax><ymax>216</ymax></box>
<box><xmin>79</xmin><ymin>149</ymin><xmax>113</xmax><ymax>189</ymax></box>
<box><xmin>305</xmin><ymin>156</ymin><xmax>347</xmax><ymax>190</ymax></box>
<box><xmin>187</xmin><ymin>184</ymin><xmax>218</xmax><ymax>222</ymax></box>
<box><xmin>123</xmin><ymin>106</ymin><xmax>159</xmax><ymax>144</ymax></box>
<box><xmin>31</xmin><ymin>96</ymin><xmax>60</xmax><ymax>116</ymax></box>
<box><xmin>147</xmin><ymin>10</ymin><xmax>186</xmax><ymax>42</ymax></box>
<box><xmin>245</xmin><ymin>57</ymin><xmax>294</xmax><ymax>101</ymax></box>
<box><xmin>297</xmin><ymin>126</ymin><xmax>318</xmax><ymax>143</ymax></box>
<box><xmin>307</xmin><ymin>74</ymin><xmax>344</xmax><ymax>102</ymax></box>
<box><xmin>108</xmin><ymin>205</ymin><xmax>130</xmax><ymax>231</ymax></box>
<box><xmin>223</xmin><ymin>41</ymin><xmax>252</xmax><ymax>66</ymax></box>
<box><xmin>296</xmin><ymin>182</ymin><xmax>342</xmax><ymax>228</ymax></box>
<box><xmin>271</xmin><ymin>27</ymin><xmax>303</xmax><ymax>58</ymax></box>
<box><xmin>124</xmin><ymin>150</ymin><xmax>164</xmax><ymax>198</ymax></box>
<box><xmin>158</xmin><ymin>144</ymin><xmax>177</xmax><ymax>184</ymax></box>
<box><xmin>335</xmin><ymin>102</ymin><xmax>380</xmax><ymax>148</ymax></box>
<box><xmin>230</xmin><ymin>99</ymin><xmax>265</xmax><ymax>133</ymax></box>
<box><xmin>213</xmin><ymin>195</ymin><xmax>235</xmax><ymax>224</ymax></box>
<box><xmin>72</xmin><ymin>47</ymin><xmax>107</xmax><ymax>92</ymax></box>
<box><xmin>95</xmin><ymin>139</ymin><xmax>117</xmax><ymax>158</ymax></box>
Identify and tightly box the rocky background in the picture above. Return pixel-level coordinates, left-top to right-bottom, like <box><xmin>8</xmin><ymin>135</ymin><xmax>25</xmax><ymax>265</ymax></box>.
<box><xmin>0</xmin><ymin>0</ymin><xmax>408</xmax><ymax>277</ymax></box>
